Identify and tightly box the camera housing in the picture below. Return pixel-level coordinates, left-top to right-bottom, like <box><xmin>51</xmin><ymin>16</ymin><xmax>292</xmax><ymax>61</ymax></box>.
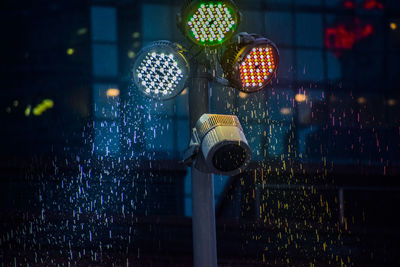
<box><xmin>194</xmin><ymin>114</ymin><xmax>251</xmax><ymax>176</ymax></box>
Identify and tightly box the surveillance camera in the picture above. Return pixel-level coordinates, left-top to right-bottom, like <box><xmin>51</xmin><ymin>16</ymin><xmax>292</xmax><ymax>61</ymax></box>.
<box><xmin>193</xmin><ymin>114</ymin><xmax>252</xmax><ymax>176</ymax></box>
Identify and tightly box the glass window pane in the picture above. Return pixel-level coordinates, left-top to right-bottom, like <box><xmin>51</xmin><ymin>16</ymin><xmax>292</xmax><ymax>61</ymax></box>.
<box><xmin>92</xmin><ymin>44</ymin><xmax>118</xmax><ymax>77</ymax></box>
<box><xmin>142</xmin><ymin>4</ymin><xmax>172</xmax><ymax>42</ymax></box>
<box><xmin>265</xmin><ymin>12</ymin><xmax>293</xmax><ymax>46</ymax></box>
<box><xmin>296</xmin><ymin>13</ymin><xmax>323</xmax><ymax>48</ymax></box>
<box><xmin>277</xmin><ymin>48</ymin><xmax>294</xmax><ymax>81</ymax></box>
<box><xmin>239</xmin><ymin>10</ymin><xmax>265</xmax><ymax>33</ymax></box>
<box><xmin>326</xmin><ymin>51</ymin><xmax>342</xmax><ymax>81</ymax></box>
<box><xmin>296</xmin><ymin>49</ymin><xmax>324</xmax><ymax>81</ymax></box>
<box><xmin>91</xmin><ymin>6</ymin><xmax>117</xmax><ymax>42</ymax></box>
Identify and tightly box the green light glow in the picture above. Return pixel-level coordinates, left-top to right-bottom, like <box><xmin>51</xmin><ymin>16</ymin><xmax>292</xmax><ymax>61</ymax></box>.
<box><xmin>32</xmin><ymin>99</ymin><xmax>54</xmax><ymax>116</ymax></box>
<box><xmin>187</xmin><ymin>2</ymin><xmax>237</xmax><ymax>46</ymax></box>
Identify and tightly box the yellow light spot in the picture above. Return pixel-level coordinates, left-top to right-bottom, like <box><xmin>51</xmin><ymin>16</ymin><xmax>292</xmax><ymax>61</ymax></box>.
<box><xmin>106</xmin><ymin>88</ymin><xmax>120</xmax><ymax>97</ymax></box>
<box><xmin>67</xmin><ymin>48</ymin><xmax>75</xmax><ymax>55</ymax></box>
<box><xmin>132</xmin><ymin>32</ymin><xmax>140</xmax><ymax>39</ymax></box>
<box><xmin>387</xmin><ymin>99</ymin><xmax>397</xmax><ymax>106</ymax></box>
<box><xmin>127</xmin><ymin>50</ymin><xmax>136</xmax><ymax>59</ymax></box>
<box><xmin>25</xmin><ymin>105</ymin><xmax>31</xmax><ymax>116</ymax></box>
<box><xmin>13</xmin><ymin>100</ymin><xmax>19</xmax><ymax>107</ymax></box>
<box><xmin>6</xmin><ymin>107</ymin><xmax>11</xmax><ymax>113</ymax></box>
<box><xmin>390</xmin><ymin>22</ymin><xmax>397</xmax><ymax>30</ymax></box>
<box><xmin>239</xmin><ymin>91</ymin><xmax>247</xmax><ymax>99</ymax></box>
<box><xmin>42</xmin><ymin>99</ymin><xmax>54</xmax><ymax>108</ymax></box>
<box><xmin>180</xmin><ymin>88</ymin><xmax>188</xmax><ymax>95</ymax></box>
<box><xmin>280</xmin><ymin>107</ymin><xmax>292</xmax><ymax>115</ymax></box>
<box><xmin>295</xmin><ymin>94</ymin><xmax>307</xmax><ymax>102</ymax></box>
<box><xmin>33</xmin><ymin>107</ymin><xmax>42</xmax><ymax>116</ymax></box>
<box><xmin>32</xmin><ymin>99</ymin><xmax>54</xmax><ymax>116</ymax></box>
<box><xmin>77</xmin><ymin>28</ymin><xmax>88</xmax><ymax>35</ymax></box>
<box><xmin>357</xmin><ymin>97</ymin><xmax>367</xmax><ymax>104</ymax></box>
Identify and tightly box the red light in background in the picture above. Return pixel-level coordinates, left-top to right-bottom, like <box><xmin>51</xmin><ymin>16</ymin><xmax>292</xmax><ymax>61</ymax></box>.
<box><xmin>363</xmin><ymin>0</ymin><xmax>384</xmax><ymax>10</ymax></box>
<box><xmin>325</xmin><ymin>18</ymin><xmax>375</xmax><ymax>57</ymax></box>
<box><xmin>344</xmin><ymin>0</ymin><xmax>356</xmax><ymax>9</ymax></box>
<box><xmin>325</xmin><ymin>24</ymin><xmax>356</xmax><ymax>55</ymax></box>
<box><xmin>362</xmin><ymin>24</ymin><xmax>373</xmax><ymax>36</ymax></box>
<box><xmin>325</xmin><ymin>0</ymin><xmax>383</xmax><ymax>56</ymax></box>
<box><xmin>342</xmin><ymin>0</ymin><xmax>383</xmax><ymax>10</ymax></box>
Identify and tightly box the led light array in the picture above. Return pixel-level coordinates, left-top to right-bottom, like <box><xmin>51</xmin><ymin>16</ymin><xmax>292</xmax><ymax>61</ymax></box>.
<box><xmin>187</xmin><ymin>3</ymin><xmax>236</xmax><ymax>45</ymax></box>
<box><xmin>136</xmin><ymin>52</ymin><xmax>184</xmax><ymax>97</ymax></box>
<box><xmin>239</xmin><ymin>46</ymin><xmax>276</xmax><ymax>89</ymax></box>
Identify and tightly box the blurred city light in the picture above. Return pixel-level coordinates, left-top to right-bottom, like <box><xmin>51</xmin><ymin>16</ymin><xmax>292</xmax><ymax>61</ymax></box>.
<box><xmin>387</xmin><ymin>99</ymin><xmax>397</xmax><ymax>106</ymax></box>
<box><xmin>357</xmin><ymin>96</ymin><xmax>367</xmax><ymax>104</ymax></box>
<box><xmin>180</xmin><ymin>88</ymin><xmax>188</xmax><ymax>95</ymax></box>
<box><xmin>280</xmin><ymin>107</ymin><xmax>292</xmax><ymax>115</ymax></box>
<box><xmin>24</xmin><ymin>105</ymin><xmax>31</xmax><ymax>116</ymax></box>
<box><xmin>127</xmin><ymin>50</ymin><xmax>136</xmax><ymax>59</ymax></box>
<box><xmin>106</xmin><ymin>88</ymin><xmax>120</xmax><ymax>97</ymax></box>
<box><xmin>295</xmin><ymin>94</ymin><xmax>307</xmax><ymax>102</ymax></box>
<box><xmin>132</xmin><ymin>32</ymin><xmax>140</xmax><ymax>38</ymax></box>
<box><xmin>66</xmin><ymin>48</ymin><xmax>75</xmax><ymax>55</ymax></box>
<box><xmin>76</xmin><ymin>28</ymin><xmax>88</xmax><ymax>35</ymax></box>
<box><xmin>238</xmin><ymin>91</ymin><xmax>247</xmax><ymax>99</ymax></box>
<box><xmin>33</xmin><ymin>99</ymin><xmax>54</xmax><ymax>116</ymax></box>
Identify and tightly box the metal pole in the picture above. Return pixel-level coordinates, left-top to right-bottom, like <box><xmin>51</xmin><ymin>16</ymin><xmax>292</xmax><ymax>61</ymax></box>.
<box><xmin>189</xmin><ymin>64</ymin><xmax>218</xmax><ymax>267</ymax></box>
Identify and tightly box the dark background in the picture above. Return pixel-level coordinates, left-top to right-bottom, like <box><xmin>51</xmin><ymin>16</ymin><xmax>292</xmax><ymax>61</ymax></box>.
<box><xmin>1</xmin><ymin>0</ymin><xmax>400</xmax><ymax>265</ymax></box>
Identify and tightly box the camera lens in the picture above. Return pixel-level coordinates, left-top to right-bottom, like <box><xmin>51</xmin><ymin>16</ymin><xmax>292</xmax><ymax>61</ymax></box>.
<box><xmin>212</xmin><ymin>144</ymin><xmax>246</xmax><ymax>172</ymax></box>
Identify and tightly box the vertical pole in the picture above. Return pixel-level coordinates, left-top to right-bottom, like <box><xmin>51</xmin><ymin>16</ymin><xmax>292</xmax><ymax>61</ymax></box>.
<box><xmin>189</xmin><ymin>64</ymin><xmax>218</xmax><ymax>267</ymax></box>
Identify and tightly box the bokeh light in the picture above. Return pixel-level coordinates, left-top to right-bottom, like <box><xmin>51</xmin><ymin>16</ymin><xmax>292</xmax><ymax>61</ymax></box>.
<box><xmin>106</xmin><ymin>88</ymin><xmax>120</xmax><ymax>97</ymax></box>
<box><xmin>295</xmin><ymin>94</ymin><xmax>307</xmax><ymax>102</ymax></box>
<box><xmin>387</xmin><ymin>98</ymin><xmax>397</xmax><ymax>106</ymax></box>
<box><xmin>280</xmin><ymin>107</ymin><xmax>292</xmax><ymax>115</ymax></box>
<box><xmin>66</xmin><ymin>48</ymin><xmax>74</xmax><ymax>55</ymax></box>
<box><xmin>357</xmin><ymin>96</ymin><xmax>367</xmax><ymax>104</ymax></box>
